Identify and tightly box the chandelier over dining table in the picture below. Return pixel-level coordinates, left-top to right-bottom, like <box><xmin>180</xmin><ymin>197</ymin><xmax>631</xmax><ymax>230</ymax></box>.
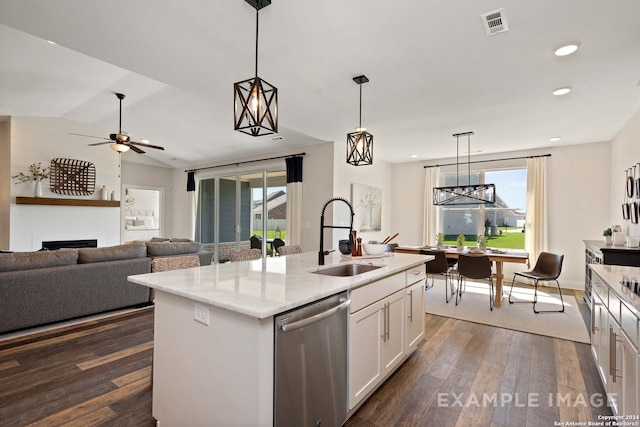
<box><xmin>432</xmin><ymin>132</ymin><xmax>496</xmax><ymax>206</ymax></box>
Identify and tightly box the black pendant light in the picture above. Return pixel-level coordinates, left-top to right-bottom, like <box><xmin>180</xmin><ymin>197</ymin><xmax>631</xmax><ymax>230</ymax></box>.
<box><xmin>432</xmin><ymin>132</ymin><xmax>496</xmax><ymax>205</ymax></box>
<box><xmin>234</xmin><ymin>0</ymin><xmax>278</xmax><ymax>137</ymax></box>
<box><xmin>346</xmin><ymin>75</ymin><xmax>373</xmax><ymax>166</ymax></box>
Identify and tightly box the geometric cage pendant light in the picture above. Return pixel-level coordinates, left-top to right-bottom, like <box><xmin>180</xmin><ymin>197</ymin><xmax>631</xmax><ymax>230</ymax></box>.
<box><xmin>234</xmin><ymin>0</ymin><xmax>278</xmax><ymax>137</ymax></box>
<box><xmin>346</xmin><ymin>75</ymin><xmax>373</xmax><ymax>166</ymax></box>
<box><xmin>432</xmin><ymin>132</ymin><xmax>496</xmax><ymax>205</ymax></box>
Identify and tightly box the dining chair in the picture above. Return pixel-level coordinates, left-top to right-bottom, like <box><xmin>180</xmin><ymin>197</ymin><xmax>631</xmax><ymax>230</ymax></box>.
<box><xmin>228</xmin><ymin>248</ymin><xmax>262</xmax><ymax>262</ymax></box>
<box><xmin>272</xmin><ymin>238</ymin><xmax>285</xmax><ymax>255</ymax></box>
<box><xmin>277</xmin><ymin>245</ymin><xmax>303</xmax><ymax>256</ymax></box>
<box><xmin>419</xmin><ymin>249</ymin><xmax>456</xmax><ymax>303</ymax></box>
<box><xmin>508</xmin><ymin>252</ymin><xmax>565</xmax><ymax>313</ymax></box>
<box><xmin>250</xmin><ymin>235</ymin><xmax>272</xmax><ymax>256</ymax></box>
<box><xmin>457</xmin><ymin>253</ymin><xmax>494</xmax><ymax>310</ymax></box>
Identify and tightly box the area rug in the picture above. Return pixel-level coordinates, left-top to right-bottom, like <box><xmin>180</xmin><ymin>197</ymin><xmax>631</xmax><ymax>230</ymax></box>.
<box><xmin>424</xmin><ymin>279</ymin><xmax>590</xmax><ymax>344</ymax></box>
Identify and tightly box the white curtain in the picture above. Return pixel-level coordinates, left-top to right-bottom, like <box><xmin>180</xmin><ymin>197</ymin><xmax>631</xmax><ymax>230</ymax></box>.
<box><xmin>423</xmin><ymin>166</ymin><xmax>441</xmax><ymax>246</ymax></box>
<box><xmin>525</xmin><ymin>157</ymin><xmax>548</xmax><ymax>264</ymax></box>
<box><xmin>286</xmin><ymin>182</ymin><xmax>303</xmax><ymax>246</ymax></box>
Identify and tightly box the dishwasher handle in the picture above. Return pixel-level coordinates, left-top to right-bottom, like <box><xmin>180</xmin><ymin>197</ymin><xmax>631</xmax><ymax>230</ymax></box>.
<box><xmin>279</xmin><ymin>298</ymin><xmax>351</xmax><ymax>333</ymax></box>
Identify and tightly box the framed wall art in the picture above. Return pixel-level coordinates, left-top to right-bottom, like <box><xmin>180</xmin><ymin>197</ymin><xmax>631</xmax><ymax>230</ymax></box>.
<box><xmin>351</xmin><ymin>183</ymin><xmax>382</xmax><ymax>232</ymax></box>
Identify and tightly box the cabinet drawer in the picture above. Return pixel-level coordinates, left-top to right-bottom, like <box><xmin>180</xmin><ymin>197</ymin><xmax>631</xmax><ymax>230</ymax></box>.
<box><xmin>621</xmin><ymin>302</ymin><xmax>639</xmax><ymax>350</ymax></box>
<box><xmin>406</xmin><ymin>268</ymin><xmax>426</xmax><ymax>286</ymax></box>
<box><xmin>592</xmin><ymin>275</ymin><xmax>608</xmax><ymax>308</ymax></box>
<box><xmin>609</xmin><ymin>291</ymin><xmax>621</xmax><ymax>324</ymax></box>
<box><xmin>350</xmin><ymin>272</ymin><xmax>405</xmax><ymax>313</ymax></box>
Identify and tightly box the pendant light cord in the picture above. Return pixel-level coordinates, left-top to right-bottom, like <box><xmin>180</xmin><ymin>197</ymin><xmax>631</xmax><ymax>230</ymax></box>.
<box><xmin>255</xmin><ymin>9</ymin><xmax>259</xmax><ymax>77</ymax></box>
<box><xmin>358</xmin><ymin>84</ymin><xmax>362</xmax><ymax>130</ymax></box>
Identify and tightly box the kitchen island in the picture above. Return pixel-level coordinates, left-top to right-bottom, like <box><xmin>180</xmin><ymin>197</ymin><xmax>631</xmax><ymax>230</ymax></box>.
<box><xmin>128</xmin><ymin>251</ymin><xmax>429</xmax><ymax>426</ymax></box>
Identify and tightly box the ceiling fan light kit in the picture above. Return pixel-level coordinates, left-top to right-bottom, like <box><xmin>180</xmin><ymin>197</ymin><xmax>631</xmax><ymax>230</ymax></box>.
<box><xmin>233</xmin><ymin>0</ymin><xmax>278</xmax><ymax>137</ymax></box>
<box><xmin>432</xmin><ymin>132</ymin><xmax>496</xmax><ymax>206</ymax></box>
<box><xmin>346</xmin><ymin>75</ymin><xmax>373</xmax><ymax>166</ymax></box>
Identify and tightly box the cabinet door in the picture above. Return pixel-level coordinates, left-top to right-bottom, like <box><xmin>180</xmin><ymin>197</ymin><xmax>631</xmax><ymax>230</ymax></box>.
<box><xmin>381</xmin><ymin>290</ymin><xmax>405</xmax><ymax>375</ymax></box>
<box><xmin>348</xmin><ymin>299</ymin><xmax>383</xmax><ymax>410</ymax></box>
<box><xmin>405</xmin><ymin>280</ymin><xmax>425</xmax><ymax>354</ymax></box>
<box><xmin>591</xmin><ymin>293</ymin><xmax>603</xmax><ymax>370</ymax></box>
<box><xmin>610</xmin><ymin>321</ymin><xmax>638</xmax><ymax>416</ymax></box>
<box><xmin>597</xmin><ymin>299</ymin><xmax>610</xmax><ymax>390</ymax></box>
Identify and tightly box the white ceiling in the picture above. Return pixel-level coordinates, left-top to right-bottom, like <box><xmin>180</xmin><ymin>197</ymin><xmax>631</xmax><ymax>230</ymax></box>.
<box><xmin>0</xmin><ymin>0</ymin><xmax>639</xmax><ymax>168</ymax></box>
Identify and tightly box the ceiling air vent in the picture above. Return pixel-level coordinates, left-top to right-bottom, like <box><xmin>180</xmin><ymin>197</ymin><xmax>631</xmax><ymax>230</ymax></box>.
<box><xmin>481</xmin><ymin>8</ymin><xmax>508</xmax><ymax>36</ymax></box>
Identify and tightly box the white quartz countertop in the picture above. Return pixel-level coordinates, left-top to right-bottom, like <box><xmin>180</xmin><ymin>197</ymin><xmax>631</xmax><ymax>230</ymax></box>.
<box><xmin>128</xmin><ymin>251</ymin><xmax>430</xmax><ymax>319</ymax></box>
<box><xmin>590</xmin><ymin>264</ymin><xmax>640</xmax><ymax>317</ymax></box>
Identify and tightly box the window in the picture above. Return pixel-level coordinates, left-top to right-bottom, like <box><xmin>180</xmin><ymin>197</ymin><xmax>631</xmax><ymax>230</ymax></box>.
<box><xmin>439</xmin><ymin>167</ymin><xmax>526</xmax><ymax>250</ymax></box>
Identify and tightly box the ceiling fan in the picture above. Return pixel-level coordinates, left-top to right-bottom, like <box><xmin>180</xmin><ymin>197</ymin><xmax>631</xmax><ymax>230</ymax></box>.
<box><xmin>70</xmin><ymin>93</ymin><xmax>165</xmax><ymax>154</ymax></box>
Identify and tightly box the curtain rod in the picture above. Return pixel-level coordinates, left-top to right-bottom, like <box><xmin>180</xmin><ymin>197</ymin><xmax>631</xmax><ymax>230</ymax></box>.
<box><xmin>185</xmin><ymin>152</ymin><xmax>306</xmax><ymax>173</ymax></box>
<box><xmin>423</xmin><ymin>153</ymin><xmax>551</xmax><ymax>168</ymax></box>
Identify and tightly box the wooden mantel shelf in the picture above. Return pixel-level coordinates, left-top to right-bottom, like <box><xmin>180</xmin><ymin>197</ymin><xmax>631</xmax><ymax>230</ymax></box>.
<box><xmin>15</xmin><ymin>197</ymin><xmax>120</xmax><ymax>207</ymax></box>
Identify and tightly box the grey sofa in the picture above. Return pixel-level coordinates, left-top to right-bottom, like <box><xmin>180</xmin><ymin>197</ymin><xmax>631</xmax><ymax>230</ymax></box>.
<box><xmin>0</xmin><ymin>241</ymin><xmax>213</xmax><ymax>334</ymax></box>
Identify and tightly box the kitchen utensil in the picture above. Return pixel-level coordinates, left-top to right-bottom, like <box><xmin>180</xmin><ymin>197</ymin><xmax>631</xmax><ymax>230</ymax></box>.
<box><xmin>380</xmin><ymin>235</ymin><xmax>391</xmax><ymax>244</ymax></box>
<box><xmin>356</xmin><ymin>237</ymin><xmax>363</xmax><ymax>256</ymax></box>
<box><xmin>623</xmin><ymin>169</ymin><xmax>631</xmax><ymax>220</ymax></box>
<box><xmin>633</xmin><ymin>166</ymin><xmax>639</xmax><ymax>224</ymax></box>
<box><xmin>636</xmin><ymin>163</ymin><xmax>640</xmax><ymax>199</ymax></box>
<box><xmin>384</xmin><ymin>232</ymin><xmax>399</xmax><ymax>245</ymax></box>
<box><xmin>628</xmin><ymin>167</ymin><xmax>635</xmax><ymax>198</ymax></box>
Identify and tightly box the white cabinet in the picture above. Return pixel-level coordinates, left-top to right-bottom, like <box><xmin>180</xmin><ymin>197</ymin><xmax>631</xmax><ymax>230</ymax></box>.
<box><xmin>609</xmin><ymin>315</ymin><xmax>638</xmax><ymax>416</ymax></box>
<box><xmin>381</xmin><ymin>290</ymin><xmax>406</xmax><ymax>373</ymax></box>
<box><xmin>349</xmin><ymin>297</ymin><xmax>384</xmax><ymax>408</ymax></box>
<box><xmin>589</xmin><ymin>270</ymin><xmax>639</xmax><ymax>416</ymax></box>
<box><xmin>405</xmin><ymin>277</ymin><xmax>425</xmax><ymax>354</ymax></box>
<box><xmin>349</xmin><ymin>288</ymin><xmax>405</xmax><ymax>410</ymax></box>
<box><xmin>348</xmin><ymin>267</ymin><xmax>426</xmax><ymax>411</ymax></box>
<box><xmin>591</xmin><ymin>289</ymin><xmax>609</xmax><ymax>389</ymax></box>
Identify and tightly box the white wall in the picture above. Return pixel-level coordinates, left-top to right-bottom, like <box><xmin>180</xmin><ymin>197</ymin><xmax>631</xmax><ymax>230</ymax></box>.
<box><xmin>331</xmin><ymin>143</ymin><xmax>392</xmax><ymax>250</ymax></box>
<box><xmin>390</xmin><ymin>141</ymin><xmax>611</xmax><ymax>289</ymax></box>
<box><xmin>610</xmin><ymin>108</ymin><xmax>640</xmax><ymax>237</ymax></box>
<box><xmin>9</xmin><ymin>117</ymin><xmax>122</xmax><ymax>250</ymax></box>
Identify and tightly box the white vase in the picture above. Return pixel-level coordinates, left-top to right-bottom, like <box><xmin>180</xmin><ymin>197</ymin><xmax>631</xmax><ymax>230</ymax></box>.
<box><xmin>34</xmin><ymin>179</ymin><xmax>43</xmax><ymax>198</ymax></box>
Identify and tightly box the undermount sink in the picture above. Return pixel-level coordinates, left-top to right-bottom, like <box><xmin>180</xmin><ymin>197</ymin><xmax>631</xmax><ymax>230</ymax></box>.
<box><xmin>311</xmin><ymin>263</ymin><xmax>382</xmax><ymax>277</ymax></box>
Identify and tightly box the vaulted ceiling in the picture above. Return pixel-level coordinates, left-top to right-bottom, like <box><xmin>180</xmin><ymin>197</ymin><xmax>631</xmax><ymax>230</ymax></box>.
<box><xmin>1</xmin><ymin>0</ymin><xmax>639</xmax><ymax>168</ymax></box>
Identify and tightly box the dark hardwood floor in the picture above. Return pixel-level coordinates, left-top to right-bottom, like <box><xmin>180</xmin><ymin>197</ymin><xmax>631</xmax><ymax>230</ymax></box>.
<box><xmin>0</xmin><ymin>290</ymin><xmax>610</xmax><ymax>427</ymax></box>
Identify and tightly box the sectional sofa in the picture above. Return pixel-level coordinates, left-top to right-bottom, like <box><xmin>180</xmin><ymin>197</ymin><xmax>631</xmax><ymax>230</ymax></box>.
<box><xmin>0</xmin><ymin>241</ymin><xmax>213</xmax><ymax>334</ymax></box>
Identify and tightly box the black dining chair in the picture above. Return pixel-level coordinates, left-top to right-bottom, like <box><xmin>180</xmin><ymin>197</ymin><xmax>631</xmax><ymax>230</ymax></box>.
<box><xmin>508</xmin><ymin>252</ymin><xmax>564</xmax><ymax>313</ymax></box>
<box><xmin>250</xmin><ymin>234</ymin><xmax>272</xmax><ymax>256</ymax></box>
<box><xmin>272</xmin><ymin>238</ymin><xmax>285</xmax><ymax>255</ymax></box>
<box><xmin>420</xmin><ymin>249</ymin><xmax>456</xmax><ymax>303</ymax></box>
<box><xmin>457</xmin><ymin>253</ymin><xmax>494</xmax><ymax>310</ymax></box>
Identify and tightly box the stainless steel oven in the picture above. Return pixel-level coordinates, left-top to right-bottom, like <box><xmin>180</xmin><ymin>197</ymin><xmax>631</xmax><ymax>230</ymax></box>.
<box><xmin>274</xmin><ymin>291</ymin><xmax>350</xmax><ymax>427</ymax></box>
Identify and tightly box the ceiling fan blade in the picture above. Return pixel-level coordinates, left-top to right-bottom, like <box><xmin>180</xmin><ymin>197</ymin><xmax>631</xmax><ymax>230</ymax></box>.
<box><xmin>128</xmin><ymin>144</ymin><xmax>145</xmax><ymax>154</ymax></box>
<box><xmin>70</xmin><ymin>132</ymin><xmax>109</xmax><ymax>141</ymax></box>
<box><xmin>129</xmin><ymin>141</ymin><xmax>165</xmax><ymax>151</ymax></box>
<box><xmin>88</xmin><ymin>141</ymin><xmax>112</xmax><ymax>146</ymax></box>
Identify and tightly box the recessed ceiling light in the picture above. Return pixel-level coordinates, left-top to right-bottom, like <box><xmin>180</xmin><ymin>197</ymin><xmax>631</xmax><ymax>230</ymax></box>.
<box><xmin>553</xmin><ymin>42</ymin><xmax>580</xmax><ymax>57</ymax></box>
<box><xmin>47</xmin><ymin>40</ymin><xmax>57</xmax><ymax>45</ymax></box>
<box><xmin>553</xmin><ymin>86</ymin><xmax>572</xmax><ymax>96</ymax></box>
<box><xmin>410</xmin><ymin>154</ymin><xmax>418</xmax><ymax>158</ymax></box>
<box><xmin>549</xmin><ymin>137</ymin><xmax>562</xmax><ymax>142</ymax></box>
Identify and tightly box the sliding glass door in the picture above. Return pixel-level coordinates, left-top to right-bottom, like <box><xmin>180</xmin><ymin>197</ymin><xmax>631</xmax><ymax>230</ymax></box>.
<box><xmin>195</xmin><ymin>169</ymin><xmax>286</xmax><ymax>262</ymax></box>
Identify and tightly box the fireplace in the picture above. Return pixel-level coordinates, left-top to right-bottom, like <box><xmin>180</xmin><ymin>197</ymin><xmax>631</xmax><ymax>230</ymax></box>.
<box><xmin>41</xmin><ymin>239</ymin><xmax>98</xmax><ymax>250</ymax></box>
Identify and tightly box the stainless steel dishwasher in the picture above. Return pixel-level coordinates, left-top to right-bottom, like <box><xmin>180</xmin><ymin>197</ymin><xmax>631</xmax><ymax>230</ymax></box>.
<box><xmin>274</xmin><ymin>291</ymin><xmax>350</xmax><ymax>427</ymax></box>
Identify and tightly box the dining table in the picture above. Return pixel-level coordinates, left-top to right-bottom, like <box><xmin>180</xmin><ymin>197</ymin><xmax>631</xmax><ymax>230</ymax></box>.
<box><xmin>394</xmin><ymin>245</ymin><xmax>529</xmax><ymax>307</ymax></box>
